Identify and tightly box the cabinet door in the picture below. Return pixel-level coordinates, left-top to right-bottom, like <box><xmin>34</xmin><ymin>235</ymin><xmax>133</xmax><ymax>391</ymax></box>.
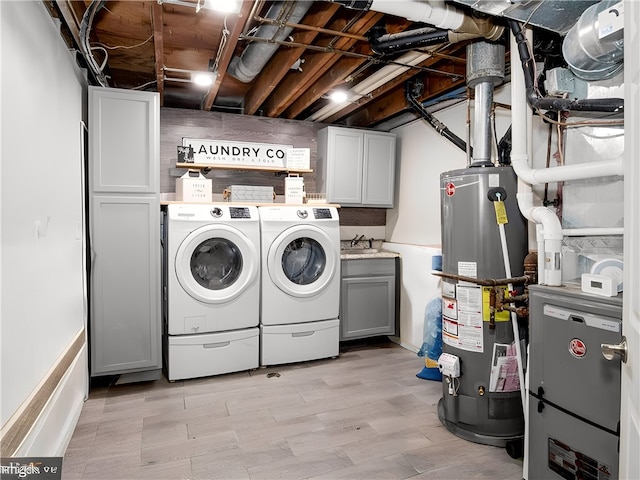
<box><xmin>362</xmin><ymin>132</ymin><xmax>395</xmax><ymax>207</ymax></box>
<box><xmin>89</xmin><ymin>87</ymin><xmax>159</xmax><ymax>194</ymax></box>
<box><xmin>327</xmin><ymin>128</ymin><xmax>363</xmax><ymax>205</ymax></box>
<box><xmin>90</xmin><ymin>196</ymin><xmax>161</xmax><ymax>375</ymax></box>
<box><xmin>340</xmin><ymin>275</ymin><xmax>395</xmax><ymax>340</ymax></box>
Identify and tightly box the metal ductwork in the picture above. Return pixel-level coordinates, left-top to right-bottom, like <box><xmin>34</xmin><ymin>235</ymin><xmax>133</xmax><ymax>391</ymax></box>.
<box><xmin>562</xmin><ymin>0</ymin><xmax>624</xmax><ymax>81</ymax></box>
<box><xmin>332</xmin><ymin>0</ymin><xmax>504</xmax><ymax>50</ymax></box>
<box><xmin>227</xmin><ymin>1</ymin><xmax>312</xmax><ymax>83</ymax></box>
<box><xmin>509</xmin><ymin>20</ymin><xmax>623</xmax><ymax>114</ymax></box>
<box><xmin>466</xmin><ymin>40</ymin><xmax>504</xmax><ymax>167</ymax></box>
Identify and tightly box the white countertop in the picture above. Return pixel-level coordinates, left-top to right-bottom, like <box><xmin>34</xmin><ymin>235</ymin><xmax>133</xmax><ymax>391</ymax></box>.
<box><xmin>340</xmin><ymin>249</ymin><xmax>400</xmax><ymax>260</ymax></box>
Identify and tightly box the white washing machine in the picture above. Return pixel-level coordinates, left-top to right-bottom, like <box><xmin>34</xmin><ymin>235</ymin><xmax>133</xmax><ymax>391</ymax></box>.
<box><xmin>165</xmin><ymin>204</ymin><xmax>260</xmax><ymax>380</ymax></box>
<box><xmin>258</xmin><ymin>205</ymin><xmax>341</xmax><ymax>366</ymax></box>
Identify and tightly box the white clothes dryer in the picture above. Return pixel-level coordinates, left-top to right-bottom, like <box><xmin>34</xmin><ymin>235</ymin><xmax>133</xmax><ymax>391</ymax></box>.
<box><xmin>258</xmin><ymin>205</ymin><xmax>340</xmax><ymax>365</ymax></box>
<box><xmin>167</xmin><ymin>204</ymin><xmax>260</xmax><ymax>335</ymax></box>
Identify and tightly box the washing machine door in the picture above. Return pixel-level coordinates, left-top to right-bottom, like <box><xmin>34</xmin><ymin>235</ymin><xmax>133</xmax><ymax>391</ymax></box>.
<box><xmin>267</xmin><ymin>224</ymin><xmax>338</xmax><ymax>297</ymax></box>
<box><xmin>176</xmin><ymin>224</ymin><xmax>258</xmax><ymax>303</ymax></box>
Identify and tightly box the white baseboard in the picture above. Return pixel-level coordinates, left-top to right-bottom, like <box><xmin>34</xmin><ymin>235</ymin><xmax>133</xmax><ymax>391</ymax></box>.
<box><xmin>14</xmin><ymin>343</ymin><xmax>88</xmax><ymax>457</ymax></box>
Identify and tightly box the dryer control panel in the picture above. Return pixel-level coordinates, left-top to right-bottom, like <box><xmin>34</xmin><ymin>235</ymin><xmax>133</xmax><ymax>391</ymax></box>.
<box><xmin>229</xmin><ymin>207</ymin><xmax>253</xmax><ymax>219</ymax></box>
<box><xmin>313</xmin><ymin>208</ymin><xmax>333</xmax><ymax>219</ymax></box>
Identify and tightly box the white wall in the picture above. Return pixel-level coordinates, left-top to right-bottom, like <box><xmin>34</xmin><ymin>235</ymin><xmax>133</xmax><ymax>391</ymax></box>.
<box><xmin>387</xmin><ymin>84</ymin><xmax>514</xmax><ymax>246</ymax></box>
<box><xmin>1</xmin><ymin>1</ymin><xmax>87</xmax><ymax>453</ymax></box>
<box><xmin>385</xmin><ymin>84</ymin><xmax>513</xmax><ymax>349</ymax></box>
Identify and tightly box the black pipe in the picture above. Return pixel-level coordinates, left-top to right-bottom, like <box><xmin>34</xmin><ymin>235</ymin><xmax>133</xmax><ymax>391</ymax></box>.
<box><xmin>330</xmin><ymin>0</ymin><xmax>373</xmax><ymax>9</ymax></box>
<box><xmin>508</xmin><ymin>20</ymin><xmax>623</xmax><ymax>114</ymax></box>
<box><xmin>370</xmin><ymin>28</ymin><xmax>450</xmax><ymax>56</ymax></box>
<box><xmin>405</xmin><ymin>81</ymin><xmax>471</xmax><ymax>155</ymax></box>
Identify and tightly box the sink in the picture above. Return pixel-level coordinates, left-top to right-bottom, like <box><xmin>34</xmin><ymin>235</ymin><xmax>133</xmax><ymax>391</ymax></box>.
<box><xmin>341</xmin><ymin>248</ymin><xmax>379</xmax><ymax>255</ymax></box>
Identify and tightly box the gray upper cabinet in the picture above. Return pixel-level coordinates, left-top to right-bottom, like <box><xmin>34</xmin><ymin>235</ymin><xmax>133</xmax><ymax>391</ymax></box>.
<box><xmin>317</xmin><ymin>126</ymin><xmax>396</xmax><ymax>207</ymax></box>
<box><xmin>89</xmin><ymin>87</ymin><xmax>161</xmax><ymax>379</ymax></box>
<box><xmin>89</xmin><ymin>87</ymin><xmax>159</xmax><ymax>194</ymax></box>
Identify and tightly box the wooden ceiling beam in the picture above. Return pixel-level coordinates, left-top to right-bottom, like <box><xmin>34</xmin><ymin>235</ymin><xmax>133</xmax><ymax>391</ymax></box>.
<box><xmin>324</xmin><ymin>43</ymin><xmax>468</xmax><ymax>124</ymax></box>
<box><xmin>284</xmin><ymin>42</ymin><xmax>372</xmax><ymax>120</ymax></box>
<box><xmin>243</xmin><ymin>3</ymin><xmax>340</xmax><ymax>116</ymax></box>
<box><xmin>262</xmin><ymin>11</ymin><xmax>383</xmax><ymax>118</ymax></box>
<box><xmin>202</xmin><ymin>0</ymin><xmax>255</xmax><ymax>111</ymax></box>
<box><xmin>341</xmin><ymin>62</ymin><xmax>467</xmax><ymax>127</ymax></box>
<box><xmin>51</xmin><ymin>1</ymin><xmax>83</xmax><ymax>44</ymax></box>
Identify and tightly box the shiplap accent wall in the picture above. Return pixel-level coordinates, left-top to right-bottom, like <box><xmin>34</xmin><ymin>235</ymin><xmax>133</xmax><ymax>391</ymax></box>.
<box><xmin>160</xmin><ymin>108</ymin><xmax>386</xmax><ymax>226</ymax></box>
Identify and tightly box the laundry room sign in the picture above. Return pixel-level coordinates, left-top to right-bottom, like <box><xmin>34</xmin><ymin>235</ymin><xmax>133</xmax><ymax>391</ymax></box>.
<box><xmin>181</xmin><ymin>138</ymin><xmax>293</xmax><ymax>169</ymax></box>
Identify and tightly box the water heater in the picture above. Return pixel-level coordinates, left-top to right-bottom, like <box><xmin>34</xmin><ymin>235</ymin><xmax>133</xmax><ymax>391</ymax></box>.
<box><xmin>438</xmin><ymin>165</ymin><xmax>528</xmax><ymax>448</ymax></box>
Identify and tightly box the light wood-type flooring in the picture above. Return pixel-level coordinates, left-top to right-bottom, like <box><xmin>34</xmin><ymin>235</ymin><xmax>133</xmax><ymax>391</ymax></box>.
<box><xmin>62</xmin><ymin>340</ymin><xmax>524</xmax><ymax>480</ymax></box>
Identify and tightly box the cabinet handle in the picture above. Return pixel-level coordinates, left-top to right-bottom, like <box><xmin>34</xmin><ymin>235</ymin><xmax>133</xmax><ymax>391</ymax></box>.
<box><xmin>203</xmin><ymin>341</ymin><xmax>230</xmax><ymax>349</ymax></box>
<box><xmin>292</xmin><ymin>331</ymin><xmax>314</xmax><ymax>337</ymax></box>
<box><xmin>601</xmin><ymin>337</ymin><xmax>627</xmax><ymax>363</ymax></box>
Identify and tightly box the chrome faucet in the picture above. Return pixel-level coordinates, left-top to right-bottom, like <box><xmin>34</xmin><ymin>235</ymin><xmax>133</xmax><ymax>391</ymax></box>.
<box><xmin>351</xmin><ymin>234</ymin><xmax>365</xmax><ymax>247</ymax></box>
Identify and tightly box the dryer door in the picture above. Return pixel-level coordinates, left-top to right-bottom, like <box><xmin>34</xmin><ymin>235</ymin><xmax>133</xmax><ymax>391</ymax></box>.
<box><xmin>267</xmin><ymin>225</ymin><xmax>338</xmax><ymax>297</ymax></box>
<box><xmin>176</xmin><ymin>224</ymin><xmax>258</xmax><ymax>303</ymax></box>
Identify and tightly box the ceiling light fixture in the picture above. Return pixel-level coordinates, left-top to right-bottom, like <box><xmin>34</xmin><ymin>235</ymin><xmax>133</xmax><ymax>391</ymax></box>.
<box><xmin>158</xmin><ymin>0</ymin><xmax>240</xmax><ymax>14</ymax></box>
<box><xmin>330</xmin><ymin>91</ymin><xmax>349</xmax><ymax>103</ymax></box>
<box><xmin>191</xmin><ymin>71</ymin><xmax>217</xmax><ymax>87</ymax></box>
<box><xmin>163</xmin><ymin>67</ymin><xmax>217</xmax><ymax>87</ymax></box>
<box><xmin>205</xmin><ymin>0</ymin><xmax>240</xmax><ymax>13</ymax></box>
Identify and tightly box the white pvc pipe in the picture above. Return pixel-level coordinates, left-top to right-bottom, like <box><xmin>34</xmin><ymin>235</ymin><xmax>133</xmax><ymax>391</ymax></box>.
<box><xmin>563</xmin><ymin>227</ymin><xmax>624</xmax><ymax>236</ymax></box>
<box><xmin>368</xmin><ymin>0</ymin><xmax>465</xmax><ymax>30</ymax></box>
<box><xmin>517</xmin><ymin>191</ymin><xmax>564</xmax><ymax>286</ymax></box>
<box><xmin>512</xmin><ymin>155</ymin><xmax>624</xmax><ymax>185</ymax></box>
<box><xmin>511</xmin><ymin>29</ymin><xmax>564</xmax><ymax>287</ymax></box>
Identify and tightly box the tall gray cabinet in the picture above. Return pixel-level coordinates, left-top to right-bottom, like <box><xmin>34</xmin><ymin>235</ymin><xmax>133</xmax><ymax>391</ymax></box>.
<box><xmin>89</xmin><ymin>86</ymin><xmax>161</xmax><ymax>381</ymax></box>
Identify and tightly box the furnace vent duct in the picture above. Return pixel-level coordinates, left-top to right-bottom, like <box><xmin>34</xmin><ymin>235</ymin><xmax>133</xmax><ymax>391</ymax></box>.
<box><xmin>227</xmin><ymin>1</ymin><xmax>312</xmax><ymax>83</ymax></box>
<box><xmin>562</xmin><ymin>0</ymin><xmax>624</xmax><ymax>81</ymax></box>
<box><xmin>466</xmin><ymin>41</ymin><xmax>505</xmax><ymax>167</ymax></box>
<box><xmin>330</xmin><ymin>0</ymin><xmax>503</xmax><ymax>40</ymax></box>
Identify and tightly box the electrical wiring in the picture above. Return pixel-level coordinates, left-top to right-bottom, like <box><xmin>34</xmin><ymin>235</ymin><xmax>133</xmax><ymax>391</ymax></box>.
<box><xmin>534</xmin><ymin>108</ymin><xmax>624</xmax><ymax>128</ymax></box>
<box><xmin>79</xmin><ymin>0</ymin><xmax>109</xmax><ymax>87</ymax></box>
<box><xmin>94</xmin><ymin>32</ymin><xmax>155</xmax><ymax>50</ymax></box>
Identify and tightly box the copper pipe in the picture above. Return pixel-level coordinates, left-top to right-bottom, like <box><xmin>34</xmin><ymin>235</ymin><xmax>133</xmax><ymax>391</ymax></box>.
<box><xmin>432</xmin><ymin>271</ymin><xmax>531</xmax><ymax>286</ymax></box>
<box><xmin>489</xmin><ymin>288</ymin><xmax>496</xmax><ymax>330</ymax></box>
<box><xmin>253</xmin><ymin>15</ymin><xmax>368</xmax><ymax>41</ymax></box>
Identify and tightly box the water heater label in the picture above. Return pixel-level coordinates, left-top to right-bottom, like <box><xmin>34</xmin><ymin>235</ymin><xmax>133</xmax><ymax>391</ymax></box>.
<box><xmin>442</xmin><ymin>284</ymin><xmax>484</xmax><ymax>353</ymax></box>
<box><xmin>457</xmin><ymin>261</ymin><xmax>477</xmax><ymax>280</ymax></box>
<box><xmin>488</xmin><ymin>173</ymin><xmax>500</xmax><ymax>187</ymax></box>
<box><xmin>442</xmin><ymin>298</ymin><xmax>458</xmax><ymax>320</ymax></box>
<box><xmin>442</xmin><ymin>282</ymin><xmax>456</xmax><ymax>298</ymax></box>
<box><xmin>493</xmin><ymin>201</ymin><xmax>508</xmax><ymax>225</ymax></box>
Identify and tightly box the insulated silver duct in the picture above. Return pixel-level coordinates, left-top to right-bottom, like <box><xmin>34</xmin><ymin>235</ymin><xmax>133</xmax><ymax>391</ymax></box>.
<box><xmin>562</xmin><ymin>0</ymin><xmax>624</xmax><ymax>81</ymax></box>
<box><xmin>227</xmin><ymin>1</ymin><xmax>312</xmax><ymax>83</ymax></box>
<box><xmin>466</xmin><ymin>41</ymin><xmax>505</xmax><ymax>167</ymax></box>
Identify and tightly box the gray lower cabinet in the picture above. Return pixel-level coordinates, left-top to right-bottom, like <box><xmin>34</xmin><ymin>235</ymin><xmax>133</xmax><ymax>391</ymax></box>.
<box><xmin>340</xmin><ymin>258</ymin><xmax>398</xmax><ymax>341</ymax></box>
<box><xmin>89</xmin><ymin>86</ymin><xmax>161</xmax><ymax>380</ymax></box>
